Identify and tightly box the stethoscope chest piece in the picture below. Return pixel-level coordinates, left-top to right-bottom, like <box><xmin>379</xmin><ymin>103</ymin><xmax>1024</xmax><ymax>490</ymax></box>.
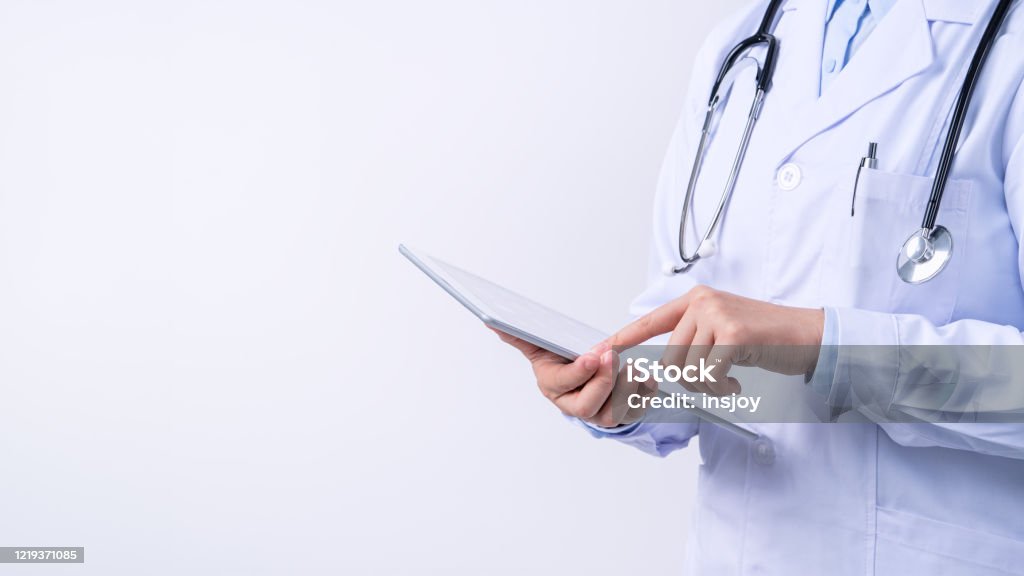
<box><xmin>897</xmin><ymin>226</ymin><xmax>953</xmax><ymax>284</ymax></box>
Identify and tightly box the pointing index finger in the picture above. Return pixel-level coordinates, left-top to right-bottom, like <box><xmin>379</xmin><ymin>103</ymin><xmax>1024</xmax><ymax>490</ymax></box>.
<box><xmin>605</xmin><ymin>293</ymin><xmax>692</xmax><ymax>349</ymax></box>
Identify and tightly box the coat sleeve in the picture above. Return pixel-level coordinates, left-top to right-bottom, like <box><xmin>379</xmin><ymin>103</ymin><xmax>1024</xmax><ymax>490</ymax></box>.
<box><xmin>818</xmin><ymin>309</ymin><xmax>1024</xmax><ymax>460</ymax></box>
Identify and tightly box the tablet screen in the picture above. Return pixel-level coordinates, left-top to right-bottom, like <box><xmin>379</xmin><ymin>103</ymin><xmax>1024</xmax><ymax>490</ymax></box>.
<box><xmin>401</xmin><ymin>245</ymin><xmax>608</xmax><ymax>358</ymax></box>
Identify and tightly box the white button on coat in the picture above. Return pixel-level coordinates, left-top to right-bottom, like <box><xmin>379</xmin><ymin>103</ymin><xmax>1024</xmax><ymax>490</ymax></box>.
<box><xmin>777</xmin><ymin>162</ymin><xmax>802</xmax><ymax>190</ymax></box>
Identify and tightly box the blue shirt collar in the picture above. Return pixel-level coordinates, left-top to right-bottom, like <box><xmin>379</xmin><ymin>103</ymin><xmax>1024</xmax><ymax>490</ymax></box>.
<box><xmin>825</xmin><ymin>0</ymin><xmax>897</xmax><ymax>22</ymax></box>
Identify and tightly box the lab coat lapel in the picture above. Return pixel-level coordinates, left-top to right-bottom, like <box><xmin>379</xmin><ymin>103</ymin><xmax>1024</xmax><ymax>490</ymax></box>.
<box><xmin>773</xmin><ymin>0</ymin><xmax>935</xmax><ymax>160</ymax></box>
<box><xmin>770</xmin><ymin>0</ymin><xmax>827</xmax><ymax>109</ymax></box>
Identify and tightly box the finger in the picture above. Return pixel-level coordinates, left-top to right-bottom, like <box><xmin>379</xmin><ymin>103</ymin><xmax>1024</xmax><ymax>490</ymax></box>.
<box><xmin>490</xmin><ymin>327</ymin><xmax>601</xmax><ymax>396</ymax></box>
<box><xmin>541</xmin><ymin>353</ymin><xmax>601</xmax><ymax>397</ymax></box>
<box><xmin>589</xmin><ymin>365</ymin><xmax>638</xmax><ymax>428</ymax></box>
<box><xmin>715</xmin><ymin>344</ymin><xmax>744</xmax><ymax>395</ymax></box>
<box><xmin>615</xmin><ymin>362</ymin><xmax>657</xmax><ymax>426</ymax></box>
<box><xmin>659</xmin><ymin>316</ymin><xmax>698</xmax><ymax>392</ymax></box>
<box><xmin>605</xmin><ymin>294</ymin><xmax>692</xmax><ymax>349</ymax></box>
<box><xmin>662</xmin><ymin>314</ymin><xmax>697</xmax><ymax>370</ymax></box>
<box><xmin>700</xmin><ymin>343</ymin><xmax>741</xmax><ymax>396</ymax></box>
<box><xmin>560</xmin><ymin>350</ymin><xmax>617</xmax><ymax>420</ymax></box>
<box><xmin>678</xmin><ymin>326</ymin><xmax>714</xmax><ymax>395</ymax></box>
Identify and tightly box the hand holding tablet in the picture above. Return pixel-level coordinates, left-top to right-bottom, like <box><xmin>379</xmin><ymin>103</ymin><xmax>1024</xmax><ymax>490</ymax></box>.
<box><xmin>400</xmin><ymin>244</ymin><xmax>759</xmax><ymax>439</ymax></box>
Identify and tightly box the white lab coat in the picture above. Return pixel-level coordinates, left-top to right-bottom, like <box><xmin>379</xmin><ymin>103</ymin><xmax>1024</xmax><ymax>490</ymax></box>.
<box><xmin>603</xmin><ymin>0</ymin><xmax>1024</xmax><ymax>574</ymax></box>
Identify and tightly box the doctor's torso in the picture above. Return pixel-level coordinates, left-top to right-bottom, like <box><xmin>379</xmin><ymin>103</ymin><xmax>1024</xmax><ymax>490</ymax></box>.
<box><xmin>634</xmin><ymin>1</ymin><xmax>1024</xmax><ymax>574</ymax></box>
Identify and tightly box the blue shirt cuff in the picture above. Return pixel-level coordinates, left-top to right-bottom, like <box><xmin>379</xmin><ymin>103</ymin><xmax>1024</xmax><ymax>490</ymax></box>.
<box><xmin>579</xmin><ymin>419</ymin><xmax>643</xmax><ymax>437</ymax></box>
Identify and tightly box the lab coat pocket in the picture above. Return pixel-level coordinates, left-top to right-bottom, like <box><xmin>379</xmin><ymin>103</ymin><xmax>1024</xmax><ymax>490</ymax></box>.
<box><xmin>840</xmin><ymin>168</ymin><xmax>971</xmax><ymax>322</ymax></box>
<box><xmin>875</xmin><ymin>507</ymin><xmax>1024</xmax><ymax>576</ymax></box>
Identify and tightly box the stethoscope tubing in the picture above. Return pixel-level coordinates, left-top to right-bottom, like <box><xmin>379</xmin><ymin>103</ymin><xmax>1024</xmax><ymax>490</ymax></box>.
<box><xmin>922</xmin><ymin>0</ymin><xmax>1016</xmax><ymax>231</ymax></box>
<box><xmin>671</xmin><ymin>0</ymin><xmax>1017</xmax><ymax>282</ymax></box>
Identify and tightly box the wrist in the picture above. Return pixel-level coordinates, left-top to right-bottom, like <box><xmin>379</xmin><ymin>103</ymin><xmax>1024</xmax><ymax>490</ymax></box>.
<box><xmin>810</xmin><ymin>308</ymin><xmax>825</xmax><ymax>346</ymax></box>
<box><xmin>797</xmin><ymin>307</ymin><xmax>826</xmax><ymax>375</ymax></box>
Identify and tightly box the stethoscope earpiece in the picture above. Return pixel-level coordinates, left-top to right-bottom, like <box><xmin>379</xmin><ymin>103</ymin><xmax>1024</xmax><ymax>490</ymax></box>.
<box><xmin>697</xmin><ymin>239</ymin><xmax>718</xmax><ymax>259</ymax></box>
<box><xmin>664</xmin><ymin>239</ymin><xmax>718</xmax><ymax>276</ymax></box>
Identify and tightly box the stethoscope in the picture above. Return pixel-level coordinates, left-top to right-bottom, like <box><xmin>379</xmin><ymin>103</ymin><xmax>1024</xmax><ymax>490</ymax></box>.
<box><xmin>665</xmin><ymin>0</ymin><xmax>1016</xmax><ymax>284</ymax></box>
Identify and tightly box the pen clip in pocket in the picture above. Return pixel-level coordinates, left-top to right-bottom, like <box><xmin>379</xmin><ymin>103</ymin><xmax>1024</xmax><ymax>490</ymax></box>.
<box><xmin>851</xmin><ymin>142</ymin><xmax>879</xmax><ymax>216</ymax></box>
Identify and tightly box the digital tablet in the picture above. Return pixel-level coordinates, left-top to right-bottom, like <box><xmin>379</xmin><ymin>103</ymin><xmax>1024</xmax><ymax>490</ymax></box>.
<box><xmin>399</xmin><ymin>244</ymin><xmax>606</xmax><ymax>360</ymax></box>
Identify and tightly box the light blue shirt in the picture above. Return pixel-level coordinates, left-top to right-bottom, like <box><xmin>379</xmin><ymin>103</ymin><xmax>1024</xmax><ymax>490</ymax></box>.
<box><xmin>820</xmin><ymin>0</ymin><xmax>896</xmax><ymax>93</ymax></box>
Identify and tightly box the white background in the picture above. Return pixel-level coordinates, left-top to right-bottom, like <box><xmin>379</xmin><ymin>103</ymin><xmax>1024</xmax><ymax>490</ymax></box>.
<box><xmin>0</xmin><ymin>1</ymin><xmax>744</xmax><ymax>574</ymax></box>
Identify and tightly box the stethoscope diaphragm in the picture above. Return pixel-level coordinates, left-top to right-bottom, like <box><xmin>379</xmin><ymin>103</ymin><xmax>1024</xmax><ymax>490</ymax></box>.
<box><xmin>897</xmin><ymin>226</ymin><xmax>953</xmax><ymax>285</ymax></box>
